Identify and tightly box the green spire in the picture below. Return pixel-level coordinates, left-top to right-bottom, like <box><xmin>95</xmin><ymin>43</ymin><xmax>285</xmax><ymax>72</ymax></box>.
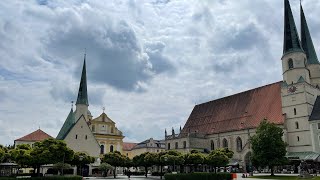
<box><xmin>56</xmin><ymin>108</ymin><xmax>75</xmax><ymax>140</ymax></box>
<box><xmin>283</xmin><ymin>0</ymin><xmax>304</xmax><ymax>55</ymax></box>
<box><xmin>300</xmin><ymin>4</ymin><xmax>319</xmax><ymax>64</ymax></box>
<box><xmin>76</xmin><ymin>54</ymin><xmax>89</xmax><ymax>106</ymax></box>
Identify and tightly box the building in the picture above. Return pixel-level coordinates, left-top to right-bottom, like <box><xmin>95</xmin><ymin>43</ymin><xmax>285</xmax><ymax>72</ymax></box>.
<box><xmin>56</xmin><ymin>54</ymin><xmax>124</xmax><ymax>175</ymax></box>
<box><xmin>14</xmin><ymin>129</ymin><xmax>53</xmax><ymax>148</ymax></box>
<box><xmin>165</xmin><ymin>0</ymin><xmax>320</xmax><ymax>171</ymax></box>
<box><xmin>123</xmin><ymin>138</ymin><xmax>165</xmax><ymax>159</ymax></box>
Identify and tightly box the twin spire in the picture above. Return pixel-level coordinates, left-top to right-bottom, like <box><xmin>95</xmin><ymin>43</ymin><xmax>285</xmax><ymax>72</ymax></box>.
<box><xmin>283</xmin><ymin>0</ymin><xmax>319</xmax><ymax>64</ymax></box>
<box><xmin>76</xmin><ymin>53</ymin><xmax>89</xmax><ymax>106</ymax></box>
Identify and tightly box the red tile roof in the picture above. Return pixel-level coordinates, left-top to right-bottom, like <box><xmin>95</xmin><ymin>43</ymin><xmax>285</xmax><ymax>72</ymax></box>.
<box><xmin>123</xmin><ymin>142</ymin><xmax>137</xmax><ymax>151</ymax></box>
<box><xmin>182</xmin><ymin>81</ymin><xmax>284</xmax><ymax>135</ymax></box>
<box><xmin>15</xmin><ymin>129</ymin><xmax>53</xmax><ymax>142</ymax></box>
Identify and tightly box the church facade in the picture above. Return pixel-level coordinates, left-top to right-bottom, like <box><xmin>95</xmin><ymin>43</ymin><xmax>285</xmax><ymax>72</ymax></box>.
<box><xmin>165</xmin><ymin>0</ymin><xmax>320</xmax><ymax>170</ymax></box>
<box><xmin>56</xmin><ymin>54</ymin><xmax>124</xmax><ymax>161</ymax></box>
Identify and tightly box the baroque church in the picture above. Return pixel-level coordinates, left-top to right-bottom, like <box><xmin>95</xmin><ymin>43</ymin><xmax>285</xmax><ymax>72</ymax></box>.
<box><xmin>165</xmin><ymin>0</ymin><xmax>320</xmax><ymax>171</ymax></box>
<box><xmin>56</xmin><ymin>54</ymin><xmax>124</xmax><ymax>161</ymax></box>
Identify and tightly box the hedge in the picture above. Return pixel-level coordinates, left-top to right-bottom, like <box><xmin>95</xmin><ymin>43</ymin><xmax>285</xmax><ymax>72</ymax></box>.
<box><xmin>164</xmin><ymin>172</ymin><xmax>232</xmax><ymax>180</ymax></box>
<box><xmin>0</xmin><ymin>176</ymin><xmax>82</xmax><ymax>180</ymax></box>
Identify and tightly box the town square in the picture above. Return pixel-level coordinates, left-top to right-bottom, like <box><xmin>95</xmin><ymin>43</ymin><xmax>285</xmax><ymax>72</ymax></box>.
<box><xmin>1</xmin><ymin>0</ymin><xmax>320</xmax><ymax>179</ymax></box>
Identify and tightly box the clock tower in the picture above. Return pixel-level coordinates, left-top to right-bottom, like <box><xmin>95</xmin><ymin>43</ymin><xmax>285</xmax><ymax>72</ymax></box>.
<box><xmin>281</xmin><ymin>0</ymin><xmax>315</xmax><ymax>153</ymax></box>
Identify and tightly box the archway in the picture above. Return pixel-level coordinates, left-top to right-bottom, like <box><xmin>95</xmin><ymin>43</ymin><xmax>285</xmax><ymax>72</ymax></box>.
<box><xmin>244</xmin><ymin>152</ymin><xmax>252</xmax><ymax>173</ymax></box>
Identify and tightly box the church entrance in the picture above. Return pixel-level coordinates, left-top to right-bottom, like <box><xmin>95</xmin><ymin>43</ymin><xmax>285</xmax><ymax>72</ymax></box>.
<box><xmin>244</xmin><ymin>152</ymin><xmax>252</xmax><ymax>173</ymax></box>
<box><xmin>77</xmin><ymin>165</ymin><xmax>90</xmax><ymax>177</ymax></box>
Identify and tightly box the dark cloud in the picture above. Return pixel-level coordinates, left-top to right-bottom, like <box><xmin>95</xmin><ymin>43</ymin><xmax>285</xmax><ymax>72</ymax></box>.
<box><xmin>145</xmin><ymin>41</ymin><xmax>175</xmax><ymax>74</ymax></box>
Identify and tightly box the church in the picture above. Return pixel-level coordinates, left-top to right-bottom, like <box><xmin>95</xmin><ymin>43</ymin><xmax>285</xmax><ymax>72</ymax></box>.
<box><xmin>165</xmin><ymin>0</ymin><xmax>320</xmax><ymax>171</ymax></box>
<box><xmin>56</xmin><ymin>54</ymin><xmax>125</xmax><ymax>170</ymax></box>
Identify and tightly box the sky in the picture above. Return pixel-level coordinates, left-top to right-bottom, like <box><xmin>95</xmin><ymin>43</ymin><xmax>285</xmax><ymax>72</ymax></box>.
<box><xmin>1</xmin><ymin>0</ymin><xmax>320</xmax><ymax>145</ymax></box>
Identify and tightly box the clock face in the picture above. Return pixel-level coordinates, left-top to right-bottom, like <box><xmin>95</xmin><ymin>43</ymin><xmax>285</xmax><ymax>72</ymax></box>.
<box><xmin>288</xmin><ymin>86</ymin><xmax>297</xmax><ymax>93</ymax></box>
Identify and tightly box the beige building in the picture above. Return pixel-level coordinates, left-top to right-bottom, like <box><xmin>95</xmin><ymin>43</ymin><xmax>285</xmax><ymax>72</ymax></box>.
<box><xmin>166</xmin><ymin>0</ymin><xmax>320</xmax><ymax>171</ymax></box>
<box><xmin>123</xmin><ymin>138</ymin><xmax>165</xmax><ymax>159</ymax></box>
<box><xmin>89</xmin><ymin>112</ymin><xmax>124</xmax><ymax>157</ymax></box>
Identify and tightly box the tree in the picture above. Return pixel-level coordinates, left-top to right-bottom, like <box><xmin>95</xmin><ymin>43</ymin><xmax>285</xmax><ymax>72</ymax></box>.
<box><xmin>69</xmin><ymin>152</ymin><xmax>95</xmax><ymax>176</ymax></box>
<box><xmin>184</xmin><ymin>150</ymin><xmax>205</xmax><ymax>172</ymax></box>
<box><xmin>207</xmin><ymin>148</ymin><xmax>233</xmax><ymax>173</ymax></box>
<box><xmin>30</xmin><ymin>139</ymin><xmax>74</xmax><ymax>176</ymax></box>
<box><xmin>53</xmin><ymin>162</ymin><xmax>71</xmax><ymax>175</ymax></box>
<box><xmin>0</xmin><ymin>145</ymin><xmax>5</xmax><ymax>163</ymax></box>
<box><xmin>10</xmin><ymin>144</ymin><xmax>33</xmax><ymax>170</ymax></box>
<box><xmin>160</xmin><ymin>151</ymin><xmax>184</xmax><ymax>172</ymax></box>
<box><xmin>99</xmin><ymin>163</ymin><xmax>113</xmax><ymax>177</ymax></box>
<box><xmin>251</xmin><ymin>119</ymin><xmax>287</xmax><ymax>176</ymax></box>
<box><xmin>103</xmin><ymin>151</ymin><xmax>126</xmax><ymax>178</ymax></box>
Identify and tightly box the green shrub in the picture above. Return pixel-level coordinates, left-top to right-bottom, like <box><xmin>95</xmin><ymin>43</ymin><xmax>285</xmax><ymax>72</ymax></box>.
<box><xmin>151</xmin><ymin>171</ymin><xmax>165</xmax><ymax>176</ymax></box>
<box><xmin>164</xmin><ymin>172</ymin><xmax>232</xmax><ymax>180</ymax></box>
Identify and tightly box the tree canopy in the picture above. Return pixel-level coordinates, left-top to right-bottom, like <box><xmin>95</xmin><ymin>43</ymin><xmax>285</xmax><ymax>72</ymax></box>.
<box><xmin>251</xmin><ymin>119</ymin><xmax>287</xmax><ymax>176</ymax></box>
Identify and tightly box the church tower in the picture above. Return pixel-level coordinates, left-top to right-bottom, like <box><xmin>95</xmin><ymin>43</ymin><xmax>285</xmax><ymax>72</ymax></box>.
<box><xmin>74</xmin><ymin>53</ymin><xmax>89</xmax><ymax>122</ymax></box>
<box><xmin>301</xmin><ymin>4</ymin><xmax>320</xmax><ymax>87</ymax></box>
<box><xmin>281</xmin><ymin>0</ymin><xmax>314</xmax><ymax>153</ymax></box>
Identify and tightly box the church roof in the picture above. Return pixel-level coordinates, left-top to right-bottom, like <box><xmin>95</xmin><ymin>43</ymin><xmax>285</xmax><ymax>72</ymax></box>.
<box><xmin>309</xmin><ymin>96</ymin><xmax>320</xmax><ymax>121</ymax></box>
<box><xmin>15</xmin><ymin>129</ymin><xmax>53</xmax><ymax>142</ymax></box>
<box><xmin>123</xmin><ymin>142</ymin><xmax>137</xmax><ymax>151</ymax></box>
<box><xmin>300</xmin><ymin>4</ymin><xmax>319</xmax><ymax>64</ymax></box>
<box><xmin>76</xmin><ymin>56</ymin><xmax>89</xmax><ymax>106</ymax></box>
<box><xmin>182</xmin><ymin>82</ymin><xmax>284</xmax><ymax>135</ymax></box>
<box><xmin>56</xmin><ymin>109</ymin><xmax>75</xmax><ymax>140</ymax></box>
<box><xmin>283</xmin><ymin>0</ymin><xmax>304</xmax><ymax>55</ymax></box>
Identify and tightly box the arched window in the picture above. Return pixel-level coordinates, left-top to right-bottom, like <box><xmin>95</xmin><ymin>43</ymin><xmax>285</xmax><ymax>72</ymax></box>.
<box><xmin>75</xmin><ymin>134</ymin><xmax>78</xmax><ymax>139</ymax></box>
<box><xmin>175</xmin><ymin>142</ymin><xmax>178</xmax><ymax>149</ymax></box>
<box><xmin>110</xmin><ymin>145</ymin><xmax>114</xmax><ymax>152</ymax></box>
<box><xmin>168</xmin><ymin>143</ymin><xmax>171</xmax><ymax>150</ymax></box>
<box><xmin>222</xmin><ymin>138</ymin><xmax>228</xmax><ymax>148</ymax></box>
<box><xmin>85</xmin><ymin>135</ymin><xmax>88</xmax><ymax>140</ymax></box>
<box><xmin>236</xmin><ymin>137</ymin><xmax>243</xmax><ymax>152</ymax></box>
<box><xmin>100</xmin><ymin>145</ymin><xmax>104</xmax><ymax>154</ymax></box>
<box><xmin>288</xmin><ymin>59</ymin><xmax>294</xmax><ymax>69</ymax></box>
<box><xmin>295</xmin><ymin>122</ymin><xmax>299</xmax><ymax>129</ymax></box>
<box><xmin>183</xmin><ymin>141</ymin><xmax>187</xmax><ymax>149</ymax></box>
<box><xmin>294</xmin><ymin>108</ymin><xmax>297</xmax><ymax>115</ymax></box>
<box><xmin>297</xmin><ymin>136</ymin><xmax>300</xmax><ymax>141</ymax></box>
<box><xmin>210</xmin><ymin>140</ymin><xmax>214</xmax><ymax>150</ymax></box>
<box><xmin>92</xmin><ymin>125</ymin><xmax>95</xmax><ymax>132</ymax></box>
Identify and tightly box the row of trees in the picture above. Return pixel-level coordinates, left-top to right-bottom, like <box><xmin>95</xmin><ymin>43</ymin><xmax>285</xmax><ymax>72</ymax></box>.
<box><xmin>0</xmin><ymin>139</ymin><xmax>95</xmax><ymax>176</ymax></box>
<box><xmin>101</xmin><ymin>148</ymin><xmax>234</xmax><ymax>178</ymax></box>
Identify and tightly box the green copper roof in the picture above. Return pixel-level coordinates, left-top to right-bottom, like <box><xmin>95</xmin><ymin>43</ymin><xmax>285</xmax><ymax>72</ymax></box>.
<box><xmin>56</xmin><ymin>109</ymin><xmax>75</xmax><ymax>140</ymax></box>
<box><xmin>283</xmin><ymin>0</ymin><xmax>304</xmax><ymax>55</ymax></box>
<box><xmin>76</xmin><ymin>55</ymin><xmax>89</xmax><ymax>106</ymax></box>
<box><xmin>301</xmin><ymin>4</ymin><xmax>319</xmax><ymax>64</ymax></box>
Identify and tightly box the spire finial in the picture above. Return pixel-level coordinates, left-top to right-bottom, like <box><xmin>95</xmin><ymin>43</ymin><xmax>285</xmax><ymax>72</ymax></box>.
<box><xmin>71</xmin><ymin>101</ymin><xmax>74</xmax><ymax>110</ymax></box>
<box><xmin>84</xmin><ymin>48</ymin><xmax>86</xmax><ymax>61</ymax></box>
<box><xmin>102</xmin><ymin>107</ymin><xmax>105</xmax><ymax>113</ymax></box>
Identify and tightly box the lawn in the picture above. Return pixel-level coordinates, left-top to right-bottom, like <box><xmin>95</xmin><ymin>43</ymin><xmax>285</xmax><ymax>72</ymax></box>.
<box><xmin>250</xmin><ymin>175</ymin><xmax>320</xmax><ymax>179</ymax></box>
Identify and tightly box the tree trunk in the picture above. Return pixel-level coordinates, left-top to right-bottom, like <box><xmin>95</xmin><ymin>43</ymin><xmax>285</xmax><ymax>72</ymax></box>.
<box><xmin>270</xmin><ymin>166</ymin><xmax>275</xmax><ymax>176</ymax></box>
<box><xmin>113</xmin><ymin>167</ymin><xmax>116</xmax><ymax>178</ymax></box>
<box><xmin>37</xmin><ymin>165</ymin><xmax>41</xmax><ymax>177</ymax></box>
<box><xmin>145</xmin><ymin>166</ymin><xmax>148</xmax><ymax>177</ymax></box>
<box><xmin>160</xmin><ymin>165</ymin><xmax>163</xmax><ymax>179</ymax></box>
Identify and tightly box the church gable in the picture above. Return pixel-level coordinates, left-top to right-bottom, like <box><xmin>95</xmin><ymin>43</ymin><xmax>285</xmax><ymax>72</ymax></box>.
<box><xmin>64</xmin><ymin>115</ymin><xmax>100</xmax><ymax>157</ymax></box>
<box><xmin>92</xmin><ymin>113</ymin><xmax>115</xmax><ymax>124</ymax></box>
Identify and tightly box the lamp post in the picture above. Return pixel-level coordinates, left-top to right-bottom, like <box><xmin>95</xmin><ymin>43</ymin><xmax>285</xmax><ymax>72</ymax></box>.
<box><xmin>79</xmin><ymin>155</ymin><xmax>84</xmax><ymax>176</ymax></box>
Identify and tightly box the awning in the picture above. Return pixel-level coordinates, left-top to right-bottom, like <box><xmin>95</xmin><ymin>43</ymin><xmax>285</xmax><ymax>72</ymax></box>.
<box><xmin>228</xmin><ymin>159</ymin><xmax>240</xmax><ymax>166</ymax></box>
<box><xmin>286</xmin><ymin>152</ymin><xmax>320</xmax><ymax>161</ymax></box>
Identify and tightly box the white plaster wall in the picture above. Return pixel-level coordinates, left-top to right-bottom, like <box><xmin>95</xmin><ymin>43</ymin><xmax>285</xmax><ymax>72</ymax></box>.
<box><xmin>64</xmin><ymin>116</ymin><xmax>100</xmax><ymax>157</ymax></box>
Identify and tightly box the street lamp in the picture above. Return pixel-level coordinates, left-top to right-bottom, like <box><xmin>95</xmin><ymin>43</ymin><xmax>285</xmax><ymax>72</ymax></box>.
<box><xmin>79</xmin><ymin>155</ymin><xmax>84</xmax><ymax>176</ymax></box>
